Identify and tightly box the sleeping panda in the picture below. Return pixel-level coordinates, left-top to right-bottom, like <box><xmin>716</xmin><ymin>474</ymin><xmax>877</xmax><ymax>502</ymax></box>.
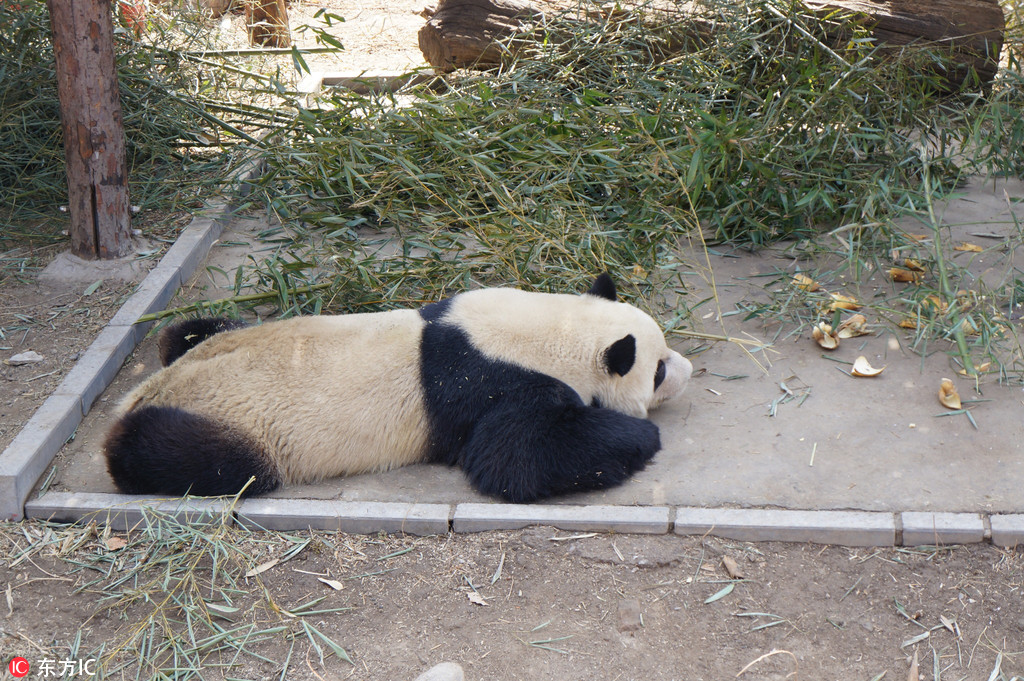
<box><xmin>105</xmin><ymin>274</ymin><xmax>692</xmax><ymax>503</ymax></box>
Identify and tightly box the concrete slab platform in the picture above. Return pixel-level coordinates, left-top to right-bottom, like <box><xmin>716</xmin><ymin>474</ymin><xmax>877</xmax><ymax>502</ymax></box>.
<box><xmin>4</xmin><ymin>173</ymin><xmax>1023</xmax><ymax>547</ymax></box>
<box><xmin>900</xmin><ymin>511</ymin><xmax>987</xmax><ymax>546</ymax></box>
<box><xmin>24</xmin><ymin>491</ymin><xmax>233</xmax><ymax>531</ymax></box>
<box><xmin>236</xmin><ymin>498</ymin><xmax>450</xmax><ymax>535</ymax></box>
<box><xmin>453</xmin><ymin>503</ymin><xmax>671</xmax><ymax>534</ymax></box>
<box><xmin>990</xmin><ymin>514</ymin><xmax>1024</xmax><ymax>548</ymax></box>
<box><xmin>673</xmin><ymin>507</ymin><xmax>896</xmax><ymax>546</ymax></box>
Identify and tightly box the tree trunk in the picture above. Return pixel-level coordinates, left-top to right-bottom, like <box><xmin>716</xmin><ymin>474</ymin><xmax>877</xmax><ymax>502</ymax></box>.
<box><xmin>246</xmin><ymin>0</ymin><xmax>291</xmax><ymax>48</ymax></box>
<box><xmin>418</xmin><ymin>0</ymin><xmax>1005</xmax><ymax>90</ymax></box>
<box><xmin>47</xmin><ymin>0</ymin><xmax>133</xmax><ymax>260</ymax></box>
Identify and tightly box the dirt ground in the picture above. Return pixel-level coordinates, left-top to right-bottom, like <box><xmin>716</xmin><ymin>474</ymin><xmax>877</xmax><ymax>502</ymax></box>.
<box><xmin>1</xmin><ymin>523</ymin><xmax>1023</xmax><ymax>680</ymax></box>
<box><xmin>1</xmin><ymin>2</ymin><xmax>1023</xmax><ymax>680</ymax></box>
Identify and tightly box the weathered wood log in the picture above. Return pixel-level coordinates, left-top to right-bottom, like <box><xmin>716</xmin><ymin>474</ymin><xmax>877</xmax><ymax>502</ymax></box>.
<box><xmin>418</xmin><ymin>0</ymin><xmax>543</xmax><ymax>73</ymax></box>
<box><xmin>418</xmin><ymin>0</ymin><xmax>1005</xmax><ymax>90</ymax></box>
<box><xmin>47</xmin><ymin>0</ymin><xmax>133</xmax><ymax>260</ymax></box>
<box><xmin>245</xmin><ymin>0</ymin><xmax>290</xmax><ymax>48</ymax></box>
<box><xmin>804</xmin><ymin>0</ymin><xmax>1005</xmax><ymax>87</ymax></box>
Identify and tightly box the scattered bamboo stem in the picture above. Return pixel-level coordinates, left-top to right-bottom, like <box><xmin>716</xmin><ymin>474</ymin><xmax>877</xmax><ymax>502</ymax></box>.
<box><xmin>135</xmin><ymin>283</ymin><xmax>332</xmax><ymax>323</ymax></box>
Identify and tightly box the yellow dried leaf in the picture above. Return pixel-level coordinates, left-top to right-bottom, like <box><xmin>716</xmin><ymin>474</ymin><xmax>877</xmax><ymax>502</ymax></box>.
<box><xmin>921</xmin><ymin>294</ymin><xmax>948</xmax><ymax>315</ymax></box>
<box><xmin>792</xmin><ymin>273</ymin><xmax>820</xmax><ymax>291</ymax></box>
<box><xmin>954</xmin><ymin>242</ymin><xmax>983</xmax><ymax>253</ymax></box>
<box><xmin>837</xmin><ymin>314</ymin><xmax>871</xmax><ymax>338</ymax></box>
<box><xmin>851</xmin><ymin>356</ymin><xmax>885</xmax><ymax>377</ymax></box>
<box><xmin>890</xmin><ymin>267</ymin><xmax>922</xmax><ymax>283</ymax></box>
<box><xmin>939</xmin><ymin>378</ymin><xmax>961</xmax><ymax>409</ymax></box>
<box><xmin>957</xmin><ymin>361</ymin><xmax>992</xmax><ymax>377</ymax></box>
<box><xmin>902</xmin><ymin>258</ymin><xmax>926</xmax><ymax>272</ymax></box>
<box><xmin>903</xmin><ymin>233</ymin><xmax>930</xmax><ymax>242</ymax></box>
<box><xmin>829</xmin><ymin>293</ymin><xmax>861</xmax><ymax>311</ymax></box>
<box><xmin>898</xmin><ymin>318</ymin><xmax>919</xmax><ymax>329</ymax></box>
<box><xmin>812</xmin><ymin>322</ymin><xmax>840</xmax><ymax>350</ymax></box>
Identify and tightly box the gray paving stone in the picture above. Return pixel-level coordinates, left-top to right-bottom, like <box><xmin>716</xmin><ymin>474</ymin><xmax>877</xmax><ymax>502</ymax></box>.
<box><xmin>674</xmin><ymin>507</ymin><xmax>896</xmax><ymax>546</ymax></box>
<box><xmin>160</xmin><ymin>215</ymin><xmax>223</xmax><ymax>286</ymax></box>
<box><xmin>452</xmin><ymin>503</ymin><xmax>670</xmax><ymax>534</ymax></box>
<box><xmin>236</xmin><ymin>498</ymin><xmax>450</xmax><ymax>535</ymax></box>
<box><xmin>0</xmin><ymin>393</ymin><xmax>82</xmax><ymax>521</ymax></box>
<box><xmin>107</xmin><ymin>260</ymin><xmax>182</xmax><ymax>331</ymax></box>
<box><xmin>990</xmin><ymin>514</ymin><xmax>1024</xmax><ymax>548</ymax></box>
<box><xmin>24</xmin><ymin>491</ymin><xmax>232</xmax><ymax>531</ymax></box>
<box><xmin>901</xmin><ymin>511</ymin><xmax>986</xmax><ymax>546</ymax></box>
<box><xmin>58</xmin><ymin>324</ymin><xmax>137</xmax><ymax>414</ymax></box>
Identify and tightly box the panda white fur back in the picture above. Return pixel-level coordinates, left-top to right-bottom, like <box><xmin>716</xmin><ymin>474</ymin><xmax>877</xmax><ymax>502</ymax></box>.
<box><xmin>105</xmin><ymin>274</ymin><xmax>692</xmax><ymax>503</ymax></box>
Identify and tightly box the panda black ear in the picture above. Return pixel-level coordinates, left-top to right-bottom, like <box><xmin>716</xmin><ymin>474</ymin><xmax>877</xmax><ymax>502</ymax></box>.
<box><xmin>586</xmin><ymin>273</ymin><xmax>617</xmax><ymax>301</ymax></box>
<box><xmin>603</xmin><ymin>334</ymin><xmax>636</xmax><ymax>376</ymax></box>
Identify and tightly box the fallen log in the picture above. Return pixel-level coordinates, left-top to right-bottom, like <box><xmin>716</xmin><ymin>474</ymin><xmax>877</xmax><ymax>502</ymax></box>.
<box><xmin>417</xmin><ymin>0</ymin><xmax>1005</xmax><ymax>91</ymax></box>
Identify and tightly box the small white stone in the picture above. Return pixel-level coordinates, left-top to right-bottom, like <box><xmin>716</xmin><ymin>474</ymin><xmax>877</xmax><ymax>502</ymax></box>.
<box><xmin>413</xmin><ymin>662</ymin><xmax>464</xmax><ymax>681</ymax></box>
<box><xmin>8</xmin><ymin>351</ymin><xmax>44</xmax><ymax>365</ymax></box>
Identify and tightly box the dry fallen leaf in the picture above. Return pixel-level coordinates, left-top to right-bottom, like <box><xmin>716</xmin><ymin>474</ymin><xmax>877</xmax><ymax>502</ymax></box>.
<box><xmin>812</xmin><ymin>322</ymin><xmax>840</xmax><ymax>350</ymax></box>
<box><xmin>898</xmin><ymin>318</ymin><xmax>919</xmax><ymax>329</ymax></box>
<box><xmin>837</xmin><ymin>314</ymin><xmax>871</xmax><ymax>338</ymax></box>
<box><xmin>954</xmin><ymin>242</ymin><xmax>984</xmax><ymax>253</ymax></box>
<box><xmin>467</xmin><ymin>591</ymin><xmax>488</xmax><ymax>606</ymax></box>
<box><xmin>902</xmin><ymin>257</ymin><xmax>926</xmax><ymax>271</ymax></box>
<box><xmin>889</xmin><ymin>267</ymin><xmax>923</xmax><ymax>283</ymax></box>
<box><xmin>104</xmin><ymin>537</ymin><xmax>128</xmax><ymax>551</ymax></box>
<box><xmin>318</xmin><ymin>577</ymin><xmax>345</xmax><ymax>591</ymax></box>
<box><xmin>792</xmin><ymin>273</ymin><xmax>820</xmax><ymax>291</ymax></box>
<box><xmin>957</xmin><ymin>361</ymin><xmax>991</xmax><ymax>377</ymax></box>
<box><xmin>245</xmin><ymin>558</ymin><xmax>280</xmax><ymax>578</ymax></box>
<box><xmin>921</xmin><ymin>294</ymin><xmax>948</xmax><ymax>316</ymax></box>
<box><xmin>851</xmin><ymin>356</ymin><xmax>885</xmax><ymax>377</ymax></box>
<box><xmin>828</xmin><ymin>293</ymin><xmax>861</xmax><ymax>311</ymax></box>
<box><xmin>907</xmin><ymin>649</ymin><xmax>919</xmax><ymax>681</ymax></box>
<box><xmin>939</xmin><ymin>378</ymin><xmax>961</xmax><ymax>410</ymax></box>
<box><xmin>722</xmin><ymin>555</ymin><xmax>744</xmax><ymax>579</ymax></box>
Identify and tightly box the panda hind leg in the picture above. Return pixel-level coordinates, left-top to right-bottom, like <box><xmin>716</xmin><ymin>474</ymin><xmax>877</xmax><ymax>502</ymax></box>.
<box><xmin>158</xmin><ymin>317</ymin><xmax>249</xmax><ymax>366</ymax></box>
<box><xmin>460</xmin><ymin>399</ymin><xmax>661</xmax><ymax>504</ymax></box>
<box><xmin>104</xmin><ymin>405</ymin><xmax>281</xmax><ymax>497</ymax></box>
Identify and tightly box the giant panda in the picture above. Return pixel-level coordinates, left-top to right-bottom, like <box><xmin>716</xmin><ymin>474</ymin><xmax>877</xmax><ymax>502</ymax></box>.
<box><xmin>105</xmin><ymin>274</ymin><xmax>692</xmax><ymax>503</ymax></box>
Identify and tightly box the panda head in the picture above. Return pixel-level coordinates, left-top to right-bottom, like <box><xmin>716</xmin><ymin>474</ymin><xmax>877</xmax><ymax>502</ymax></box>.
<box><xmin>449</xmin><ymin>274</ymin><xmax>692</xmax><ymax>418</ymax></box>
<box><xmin>583</xmin><ymin>273</ymin><xmax>692</xmax><ymax>417</ymax></box>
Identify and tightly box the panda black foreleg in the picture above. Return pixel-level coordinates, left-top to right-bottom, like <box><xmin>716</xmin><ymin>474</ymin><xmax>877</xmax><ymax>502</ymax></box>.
<box><xmin>104</xmin><ymin>405</ymin><xmax>281</xmax><ymax>497</ymax></box>
<box><xmin>459</xmin><ymin>395</ymin><xmax>661</xmax><ymax>504</ymax></box>
<box><xmin>158</xmin><ymin>317</ymin><xmax>249</xmax><ymax>366</ymax></box>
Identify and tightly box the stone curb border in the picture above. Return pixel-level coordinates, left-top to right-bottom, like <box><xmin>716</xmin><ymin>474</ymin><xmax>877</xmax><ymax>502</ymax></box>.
<box><xmin>20</xmin><ymin>492</ymin><xmax>1024</xmax><ymax>548</ymax></box>
<box><xmin>0</xmin><ymin>148</ymin><xmax>1021</xmax><ymax>549</ymax></box>
<box><xmin>0</xmin><ymin>158</ymin><xmax>265</xmax><ymax>521</ymax></box>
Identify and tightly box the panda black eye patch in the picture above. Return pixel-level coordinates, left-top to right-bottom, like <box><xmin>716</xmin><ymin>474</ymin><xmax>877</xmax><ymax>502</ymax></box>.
<box><xmin>654</xmin><ymin>359</ymin><xmax>666</xmax><ymax>390</ymax></box>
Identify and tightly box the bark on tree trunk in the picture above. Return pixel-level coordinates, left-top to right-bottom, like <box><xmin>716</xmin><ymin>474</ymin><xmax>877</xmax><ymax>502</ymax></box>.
<box><xmin>47</xmin><ymin>0</ymin><xmax>133</xmax><ymax>260</ymax></box>
<box><xmin>246</xmin><ymin>0</ymin><xmax>291</xmax><ymax>48</ymax></box>
<box><xmin>418</xmin><ymin>0</ymin><xmax>1004</xmax><ymax>90</ymax></box>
